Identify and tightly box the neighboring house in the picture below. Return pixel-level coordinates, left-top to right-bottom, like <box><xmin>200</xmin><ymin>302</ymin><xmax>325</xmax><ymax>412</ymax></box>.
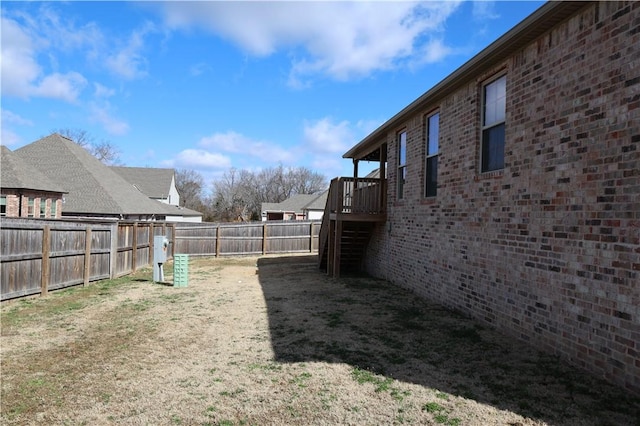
<box><xmin>111</xmin><ymin>166</ymin><xmax>180</xmax><ymax>206</ymax></box>
<box><xmin>156</xmin><ymin>203</ymin><xmax>203</xmax><ymax>223</ymax></box>
<box><xmin>322</xmin><ymin>2</ymin><xmax>639</xmax><ymax>393</ymax></box>
<box><xmin>262</xmin><ymin>191</ymin><xmax>328</xmax><ymax>221</ymax></box>
<box><xmin>0</xmin><ymin>146</ymin><xmax>67</xmax><ymax>218</ymax></box>
<box><xmin>302</xmin><ymin>190</ymin><xmax>328</xmax><ymax>220</ymax></box>
<box><xmin>13</xmin><ymin>133</ymin><xmax>192</xmax><ymax>221</ymax></box>
<box><xmin>111</xmin><ymin>166</ymin><xmax>202</xmax><ymax>222</ymax></box>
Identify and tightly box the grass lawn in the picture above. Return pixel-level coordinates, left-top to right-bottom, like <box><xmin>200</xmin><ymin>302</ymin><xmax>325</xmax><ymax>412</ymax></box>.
<box><xmin>2</xmin><ymin>254</ymin><xmax>639</xmax><ymax>425</ymax></box>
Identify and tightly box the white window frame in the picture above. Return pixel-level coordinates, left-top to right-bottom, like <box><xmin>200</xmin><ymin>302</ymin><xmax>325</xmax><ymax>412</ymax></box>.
<box><xmin>397</xmin><ymin>130</ymin><xmax>407</xmax><ymax>200</ymax></box>
<box><xmin>481</xmin><ymin>74</ymin><xmax>506</xmax><ymax>172</ymax></box>
<box><xmin>425</xmin><ymin>112</ymin><xmax>439</xmax><ymax>198</ymax></box>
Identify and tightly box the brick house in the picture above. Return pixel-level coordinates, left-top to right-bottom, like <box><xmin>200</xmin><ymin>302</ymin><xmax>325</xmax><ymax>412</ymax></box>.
<box><xmin>320</xmin><ymin>1</ymin><xmax>639</xmax><ymax>393</ymax></box>
<box><xmin>13</xmin><ymin>134</ymin><xmax>202</xmax><ymax>221</ymax></box>
<box><xmin>0</xmin><ymin>146</ymin><xmax>66</xmax><ymax>218</ymax></box>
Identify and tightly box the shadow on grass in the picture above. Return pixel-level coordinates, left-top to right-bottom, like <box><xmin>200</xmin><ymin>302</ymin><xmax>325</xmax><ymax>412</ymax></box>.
<box><xmin>257</xmin><ymin>255</ymin><xmax>640</xmax><ymax>426</ymax></box>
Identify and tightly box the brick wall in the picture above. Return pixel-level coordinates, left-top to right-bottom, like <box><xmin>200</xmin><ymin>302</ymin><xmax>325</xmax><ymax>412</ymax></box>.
<box><xmin>2</xmin><ymin>191</ymin><xmax>21</xmax><ymax>217</ymax></box>
<box><xmin>1</xmin><ymin>189</ymin><xmax>63</xmax><ymax>219</ymax></box>
<box><xmin>363</xmin><ymin>1</ymin><xmax>639</xmax><ymax>393</ymax></box>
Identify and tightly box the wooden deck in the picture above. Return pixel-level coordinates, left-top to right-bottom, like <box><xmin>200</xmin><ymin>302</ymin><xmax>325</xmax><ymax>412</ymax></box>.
<box><xmin>318</xmin><ymin>177</ymin><xmax>386</xmax><ymax>277</ymax></box>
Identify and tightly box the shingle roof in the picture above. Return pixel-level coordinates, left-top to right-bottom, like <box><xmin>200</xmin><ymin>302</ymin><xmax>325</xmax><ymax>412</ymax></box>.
<box><xmin>1</xmin><ymin>145</ymin><xmax>67</xmax><ymax>193</ymax></box>
<box><xmin>262</xmin><ymin>192</ymin><xmax>327</xmax><ymax>214</ymax></box>
<box><xmin>277</xmin><ymin>194</ymin><xmax>318</xmax><ymax>212</ymax></box>
<box><xmin>303</xmin><ymin>190</ymin><xmax>328</xmax><ymax>211</ymax></box>
<box><xmin>156</xmin><ymin>202</ymin><xmax>203</xmax><ymax>218</ymax></box>
<box><xmin>15</xmin><ymin>134</ymin><xmax>168</xmax><ymax>216</ymax></box>
<box><xmin>110</xmin><ymin>166</ymin><xmax>175</xmax><ymax>199</ymax></box>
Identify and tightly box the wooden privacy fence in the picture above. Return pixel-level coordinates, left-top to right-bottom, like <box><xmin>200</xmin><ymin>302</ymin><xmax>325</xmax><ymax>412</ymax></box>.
<box><xmin>1</xmin><ymin>218</ymin><xmax>320</xmax><ymax>301</ymax></box>
<box><xmin>1</xmin><ymin>218</ymin><xmax>176</xmax><ymax>301</ymax></box>
<box><xmin>174</xmin><ymin>220</ymin><xmax>320</xmax><ymax>257</ymax></box>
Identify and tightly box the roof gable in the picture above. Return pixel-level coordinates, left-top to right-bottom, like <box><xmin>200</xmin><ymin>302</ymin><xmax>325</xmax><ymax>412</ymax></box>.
<box><xmin>110</xmin><ymin>166</ymin><xmax>175</xmax><ymax>199</ymax></box>
<box><xmin>302</xmin><ymin>191</ymin><xmax>328</xmax><ymax>211</ymax></box>
<box><xmin>15</xmin><ymin>134</ymin><xmax>168</xmax><ymax>215</ymax></box>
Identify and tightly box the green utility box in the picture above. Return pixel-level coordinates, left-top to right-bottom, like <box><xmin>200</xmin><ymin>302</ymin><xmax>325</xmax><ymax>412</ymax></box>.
<box><xmin>173</xmin><ymin>254</ymin><xmax>189</xmax><ymax>288</ymax></box>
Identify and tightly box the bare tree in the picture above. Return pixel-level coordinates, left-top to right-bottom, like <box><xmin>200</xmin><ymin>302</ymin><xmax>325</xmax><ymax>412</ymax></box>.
<box><xmin>175</xmin><ymin>169</ymin><xmax>205</xmax><ymax>210</ymax></box>
<box><xmin>210</xmin><ymin>168</ymin><xmax>253</xmax><ymax>221</ymax></box>
<box><xmin>53</xmin><ymin>128</ymin><xmax>122</xmax><ymax>165</ymax></box>
<box><xmin>209</xmin><ymin>165</ymin><xmax>328</xmax><ymax>222</ymax></box>
<box><xmin>288</xmin><ymin>166</ymin><xmax>327</xmax><ymax>195</ymax></box>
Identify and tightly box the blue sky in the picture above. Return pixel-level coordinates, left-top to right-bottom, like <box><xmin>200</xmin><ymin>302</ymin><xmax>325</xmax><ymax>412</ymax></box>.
<box><xmin>1</xmin><ymin>1</ymin><xmax>544</xmax><ymax>182</ymax></box>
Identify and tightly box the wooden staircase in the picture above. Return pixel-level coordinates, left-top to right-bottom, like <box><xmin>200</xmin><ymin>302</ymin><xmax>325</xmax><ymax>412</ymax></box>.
<box><xmin>318</xmin><ymin>177</ymin><xmax>386</xmax><ymax>277</ymax></box>
<box><xmin>319</xmin><ymin>221</ymin><xmax>375</xmax><ymax>275</ymax></box>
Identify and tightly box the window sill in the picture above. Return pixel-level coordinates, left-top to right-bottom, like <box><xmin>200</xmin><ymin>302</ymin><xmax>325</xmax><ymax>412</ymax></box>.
<box><xmin>475</xmin><ymin>169</ymin><xmax>504</xmax><ymax>181</ymax></box>
<box><xmin>420</xmin><ymin>197</ymin><xmax>438</xmax><ymax>205</ymax></box>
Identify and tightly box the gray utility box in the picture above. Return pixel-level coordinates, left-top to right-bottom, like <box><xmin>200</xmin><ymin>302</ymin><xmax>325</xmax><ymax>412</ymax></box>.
<box><xmin>153</xmin><ymin>235</ymin><xmax>170</xmax><ymax>282</ymax></box>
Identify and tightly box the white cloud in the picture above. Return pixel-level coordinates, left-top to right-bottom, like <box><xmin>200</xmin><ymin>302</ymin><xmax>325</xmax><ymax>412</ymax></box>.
<box><xmin>157</xmin><ymin>1</ymin><xmax>462</xmax><ymax>83</ymax></box>
<box><xmin>301</xmin><ymin>117</ymin><xmax>384</xmax><ymax>177</ymax></box>
<box><xmin>1</xmin><ymin>109</ymin><xmax>34</xmax><ymax>127</ymax></box>
<box><xmin>167</xmin><ymin>149</ymin><xmax>232</xmax><ymax>170</ymax></box>
<box><xmin>472</xmin><ymin>1</ymin><xmax>500</xmax><ymax>21</ymax></box>
<box><xmin>1</xmin><ymin>109</ymin><xmax>33</xmax><ymax>147</ymax></box>
<box><xmin>1</xmin><ymin>15</ymin><xmax>88</xmax><ymax>102</ymax></box>
<box><xmin>410</xmin><ymin>39</ymin><xmax>454</xmax><ymax>68</ymax></box>
<box><xmin>199</xmin><ymin>131</ymin><xmax>295</xmax><ymax>164</ymax></box>
<box><xmin>105</xmin><ymin>23</ymin><xmax>154</xmax><ymax>80</ymax></box>
<box><xmin>89</xmin><ymin>103</ymin><xmax>130</xmax><ymax>136</ymax></box>
<box><xmin>303</xmin><ymin>118</ymin><xmax>354</xmax><ymax>155</ymax></box>
<box><xmin>0</xmin><ymin>128</ymin><xmax>21</xmax><ymax>147</ymax></box>
<box><xmin>0</xmin><ymin>16</ymin><xmax>41</xmax><ymax>98</ymax></box>
<box><xmin>94</xmin><ymin>82</ymin><xmax>115</xmax><ymax>98</ymax></box>
<box><xmin>199</xmin><ymin>130</ymin><xmax>255</xmax><ymax>153</ymax></box>
<box><xmin>33</xmin><ymin>72</ymin><xmax>88</xmax><ymax>103</ymax></box>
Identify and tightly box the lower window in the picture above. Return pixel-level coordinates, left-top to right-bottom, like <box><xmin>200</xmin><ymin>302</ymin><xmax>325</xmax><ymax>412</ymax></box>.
<box><xmin>481</xmin><ymin>123</ymin><xmax>505</xmax><ymax>172</ymax></box>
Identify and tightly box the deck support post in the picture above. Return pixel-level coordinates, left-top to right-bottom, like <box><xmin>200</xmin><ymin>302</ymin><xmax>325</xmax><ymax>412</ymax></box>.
<box><xmin>332</xmin><ymin>219</ymin><xmax>342</xmax><ymax>278</ymax></box>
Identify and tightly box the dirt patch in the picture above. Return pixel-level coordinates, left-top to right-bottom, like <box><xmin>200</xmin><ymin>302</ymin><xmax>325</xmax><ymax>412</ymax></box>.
<box><xmin>2</xmin><ymin>254</ymin><xmax>639</xmax><ymax>425</ymax></box>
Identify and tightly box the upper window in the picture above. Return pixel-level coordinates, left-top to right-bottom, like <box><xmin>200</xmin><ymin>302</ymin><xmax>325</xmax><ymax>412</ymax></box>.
<box><xmin>481</xmin><ymin>75</ymin><xmax>506</xmax><ymax>172</ymax></box>
<box><xmin>51</xmin><ymin>199</ymin><xmax>57</xmax><ymax>218</ymax></box>
<box><xmin>425</xmin><ymin>112</ymin><xmax>439</xmax><ymax>197</ymax></box>
<box><xmin>40</xmin><ymin>199</ymin><xmax>46</xmax><ymax>218</ymax></box>
<box><xmin>0</xmin><ymin>196</ymin><xmax>6</xmax><ymax>217</ymax></box>
<box><xmin>397</xmin><ymin>131</ymin><xmax>407</xmax><ymax>200</ymax></box>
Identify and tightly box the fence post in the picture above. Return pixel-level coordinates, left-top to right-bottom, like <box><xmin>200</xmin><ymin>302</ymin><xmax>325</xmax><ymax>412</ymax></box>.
<box><xmin>216</xmin><ymin>226</ymin><xmax>221</xmax><ymax>257</ymax></box>
<box><xmin>309</xmin><ymin>222</ymin><xmax>314</xmax><ymax>253</ymax></box>
<box><xmin>262</xmin><ymin>223</ymin><xmax>267</xmax><ymax>255</ymax></box>
<box><xmin>149</xmin><ymin>223</ymin><xmax>154</xmax><ymax>266</ymax></box>
<box><xmin>110</xmin><ymin>222</ymin><xmax>118</xmax><ymax>278</ymax></box>
<box><xmin>41</xmin><ymin>225</ymin><xmax>51</xmax><ymax>296</ymax></box>
<box><xmin>131</xmin><ymin>222</ymin><xmax>138</xmax><ymax>272</ymax></box>
<box><xmin>171</xmin><ymin>223</ymin><xmax>176</xmax><ymax>258</ymax></box>
<box><xmin>83</xmin><ymin>227</ymin><xmax>92</xmax><ymax>286</ymax></box>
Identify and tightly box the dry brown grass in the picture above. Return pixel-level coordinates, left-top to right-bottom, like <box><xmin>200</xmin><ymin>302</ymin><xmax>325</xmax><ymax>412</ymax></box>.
<box><xmin>1</xmin><ymin>254</ymin><xmax>638</xmax><ymax>425</ymax></box>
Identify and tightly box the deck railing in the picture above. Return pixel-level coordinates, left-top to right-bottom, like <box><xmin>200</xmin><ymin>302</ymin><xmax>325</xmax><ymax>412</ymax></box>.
<box><xmin>328</xmin><ymin>177</ymin><xmax>386</xmax><ymax>215</ymax></box>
